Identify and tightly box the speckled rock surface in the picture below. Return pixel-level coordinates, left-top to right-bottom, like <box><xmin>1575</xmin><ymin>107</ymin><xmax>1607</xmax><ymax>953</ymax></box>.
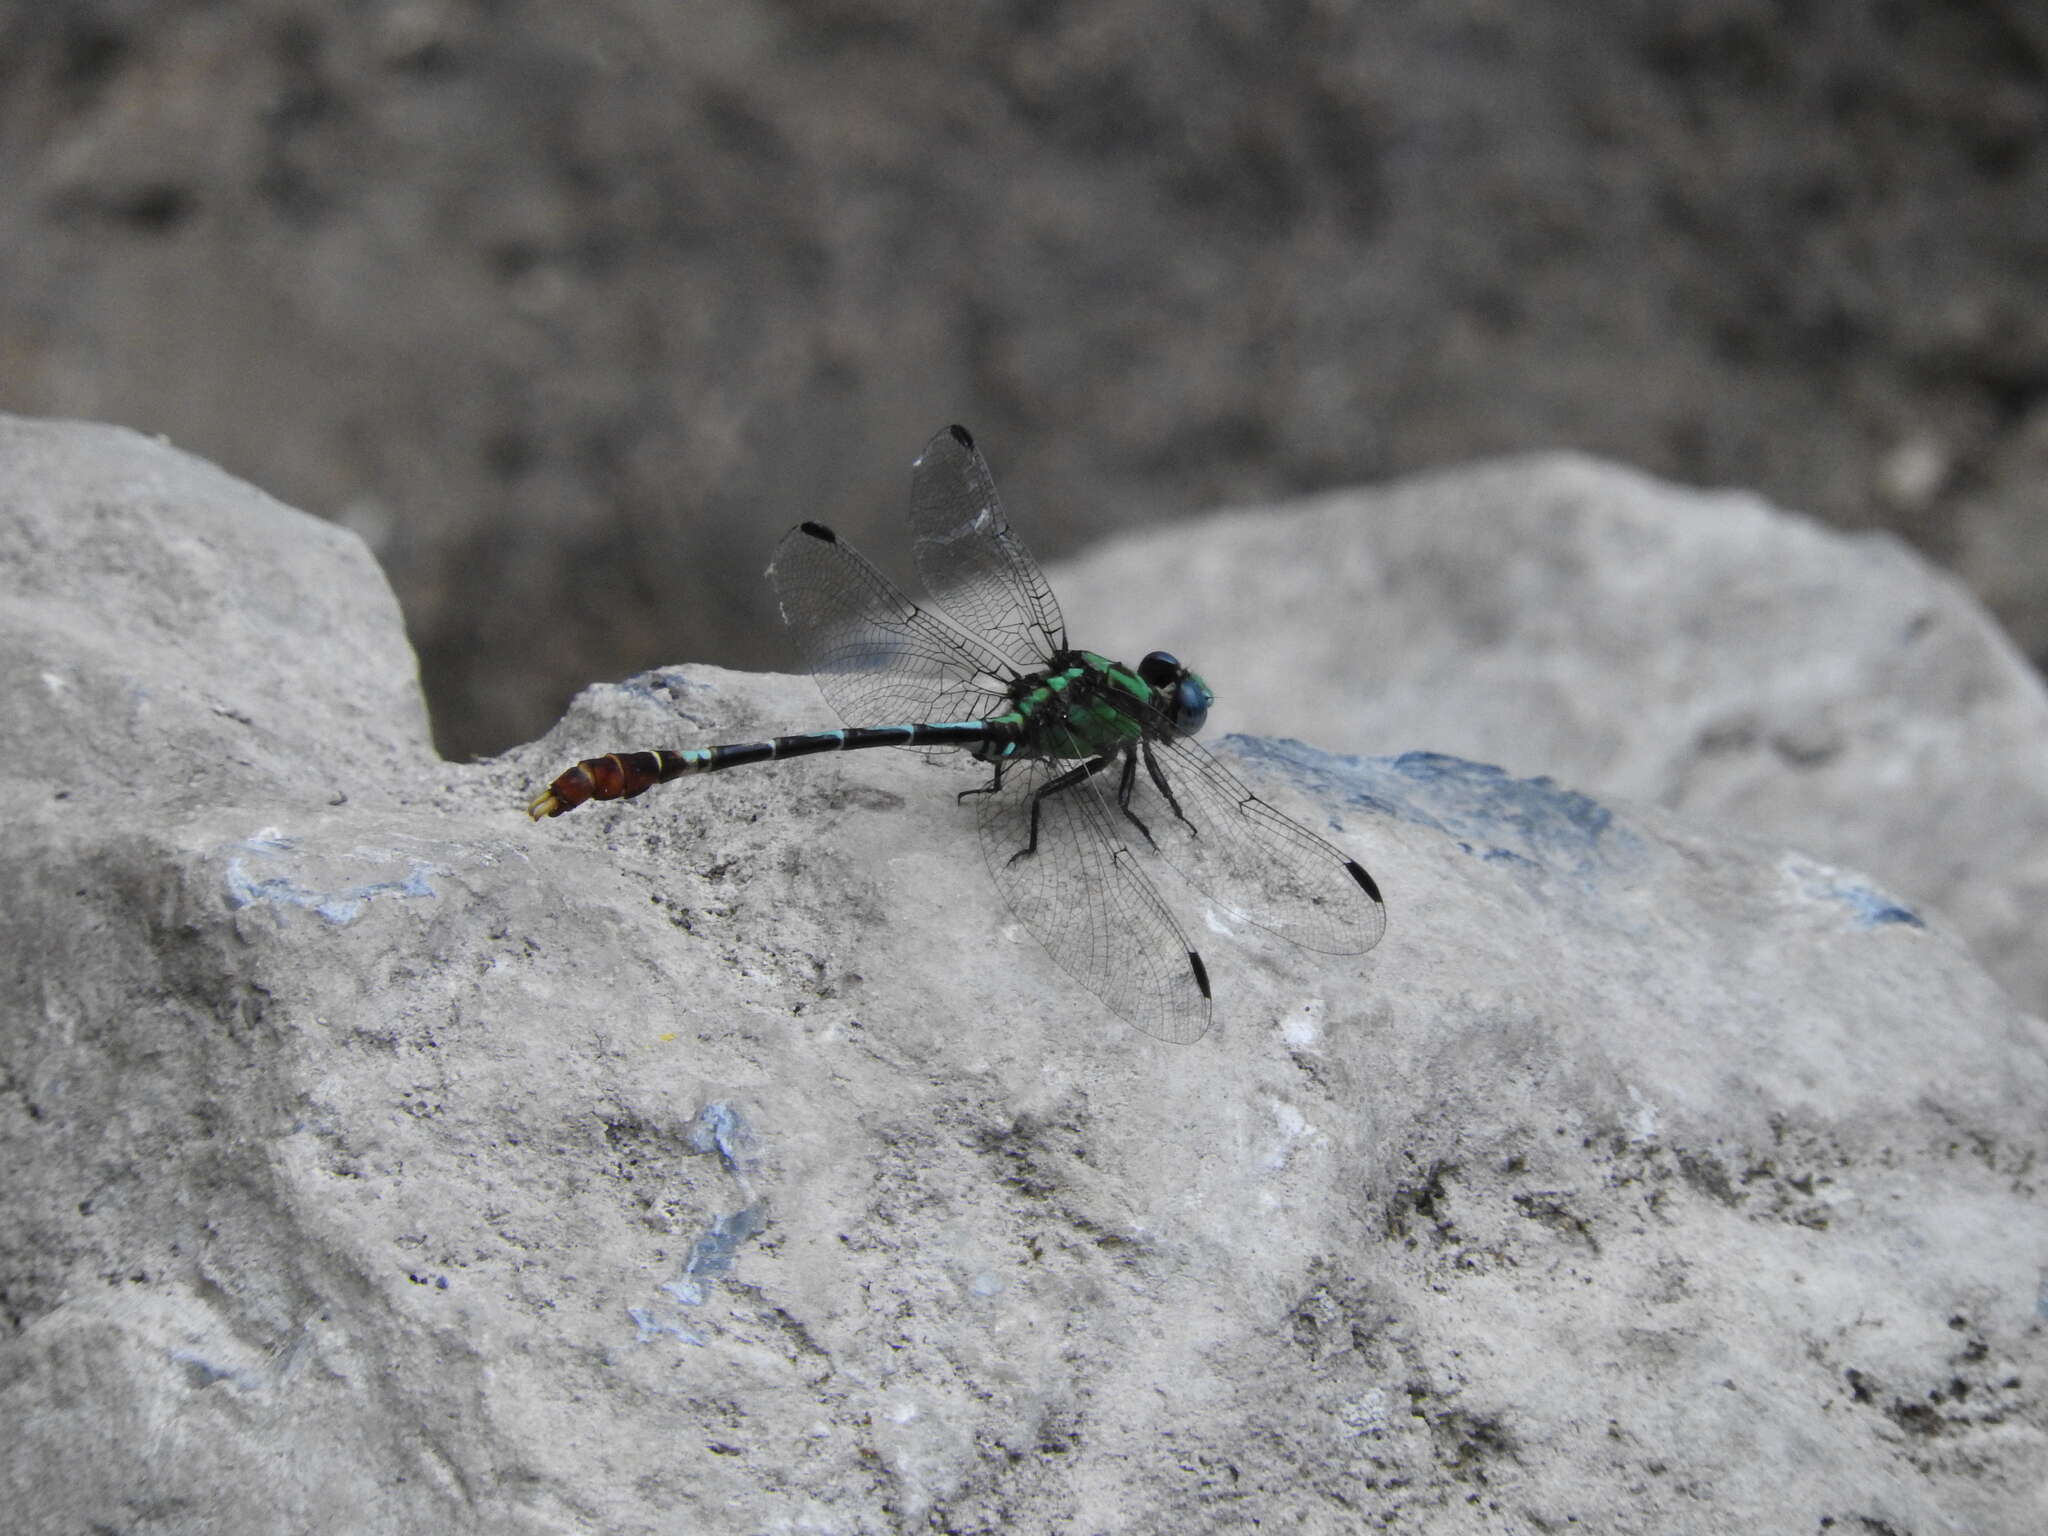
<box><xmin>1051</xmin><ymin>452</ymin><xmax>2048</xmax><ymax>1020</ymax></box>
<box><xmin>4</xmin><ymin>419</ymin><xmax>2045</xmax><ymax>1534</ymax></box>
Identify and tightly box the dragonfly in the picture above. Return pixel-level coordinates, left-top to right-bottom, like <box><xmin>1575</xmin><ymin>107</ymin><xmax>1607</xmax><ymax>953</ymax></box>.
<box><xmin>528</xmin><ymin>425</ymin><xmax>1386</xmax><ymax>1042</ymax></box>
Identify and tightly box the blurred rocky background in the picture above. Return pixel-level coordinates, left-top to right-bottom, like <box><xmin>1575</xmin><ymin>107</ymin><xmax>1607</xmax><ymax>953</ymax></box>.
<box><xmin>2</xmin><ymin>0</ymin><xmax>2044</xmax><ymax>760</ymax></box>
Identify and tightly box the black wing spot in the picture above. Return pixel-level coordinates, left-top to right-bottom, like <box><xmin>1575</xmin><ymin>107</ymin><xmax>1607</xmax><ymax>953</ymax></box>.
<box><xmin>798</xmin><ymin>521</ymin><xmax>837</xmax><ymax>542</ymax></box>
<box><xmin>1188</xmin><ymin>949</ymin><xmax>1212</xmax><ymax>999</ymax></box>
<box><xmin>1346</xmin><ymin>860</ymin><xmax>1384</xmax><ymax>904</ymax></box>
<box><xmin>948</xmin><ymin>423</ymin><xmax>975</xmax><ymax>450</ymax></box>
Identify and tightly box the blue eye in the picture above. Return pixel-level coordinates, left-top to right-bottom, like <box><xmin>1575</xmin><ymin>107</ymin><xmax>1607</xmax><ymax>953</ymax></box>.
<box><xmin>1137</xmin><ymin>651</ymin><xmax>1209</xmax><ymax>734</ymax></box>
<box><xmin>1137</xmin><ymin>651</ymin><xmax>1181</xmax><ymax>689</ymax></box>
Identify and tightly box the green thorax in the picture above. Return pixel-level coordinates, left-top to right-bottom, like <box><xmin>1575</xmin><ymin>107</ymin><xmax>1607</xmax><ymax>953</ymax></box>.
<box><xmin>985</xmin><ymin>650</ymin><xmax>1157</xmax><ymax>760</ymax></box>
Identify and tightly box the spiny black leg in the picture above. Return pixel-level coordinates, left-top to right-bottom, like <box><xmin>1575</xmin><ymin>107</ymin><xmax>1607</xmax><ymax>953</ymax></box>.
<box><xmin>1140</xmin><ymin>740</ymin><xmax>1199</xmax><ymax>837</ymax></box>
<box><xmin>958</xmin><ymin>758</ymin><xmax>1007</xmax><ymax>805</ymax></box>
<box><xmin>1008</xmin><ymin>754</ymin><xmax>1117</xmax><ymax>866</ymax></box>
<box><xmin>1114</xmin><ymin>749</ymin><xmax>1158</xmax><ymax>847</ymax></box>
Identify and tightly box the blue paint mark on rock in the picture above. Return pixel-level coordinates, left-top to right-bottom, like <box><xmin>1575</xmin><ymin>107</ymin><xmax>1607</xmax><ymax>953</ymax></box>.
<box><xmin>640</xmin><ymin>1100</ymin><xmax>770</xmax><ymax>1332</ymax></box>
<box><xmin>1828</xmin><ymin>883</ymin><xmax>1924</xmax><ymax>928</ymax></box>
<box><xmin>1785</xmin><ymin>855</ymin><xmax>1925</xmax><ymax>930</ymax></box>
<box><xmin>1227</xmin><ymin>738</ymin><xmax>1639</xmax><ymax>882</ymax></box>
<box><xmin>689</xmin><ymin>1101</ymin><xmax>756</xmax><ymax>1178</ymax></box>
<box><xmin>170</xmin><ymin>1349</ymin><xmax>254</xmax><ymax>1390</ymax></box>
<box><xmin>224</xmin><ymin>839</ymin><xmax>440</xmax><ymax>924</ymax></box>
<box><xmin>1810</xmin><ymin>872</ymin><xmax>1916</xmax><ymax>933</ymax></box>
<box><xmin>669</xmin><ymin>1204</ymin><xmax>769</xmax><ymax>1306</ymax></box>
<box><xmin>628</xmin><ymin>1306</ymin><xmax>706</xmax><ymax>1346</ymax></box>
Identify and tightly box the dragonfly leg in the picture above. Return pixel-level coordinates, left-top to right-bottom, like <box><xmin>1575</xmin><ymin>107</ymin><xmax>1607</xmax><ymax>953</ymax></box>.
<box><xmin>958</xmin><ymin>758</ymin><xmax>1007</xmax><ymax>805</ymax></box>
<box><xmin>1113</xmin><ymin>749</ymin><xmax>1159</xmax><ymax>848</ymax></box>
<box><xmin>1139</xmin><ymin>739</ymin><xmax>1200</xmax><ymax>838</ymax></box>
<box><xmin>1007</xmin><ymin>753</ymin><xmax>1117</xmax><ymax>865</ymax></box>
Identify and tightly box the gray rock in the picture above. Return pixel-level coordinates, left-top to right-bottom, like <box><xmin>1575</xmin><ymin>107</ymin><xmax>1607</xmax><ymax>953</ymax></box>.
<box><xmin>0</xmin><ymin>414</ymin><xmax>432</xmax><ymax>813</ymax></box>
<box><xmin>4</xmin><ymin>419</ymin><xmax>2045</xmax><ymax>1534</ymax></box>
<box><xmin>1051</xmin><ymin>452</ymin><xmax>2048</xmax><ymax>1019</ymax></box>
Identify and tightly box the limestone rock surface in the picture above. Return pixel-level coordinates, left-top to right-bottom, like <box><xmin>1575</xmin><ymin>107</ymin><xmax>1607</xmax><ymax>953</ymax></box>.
<box><xmin>4</xmin><ymin>418</ymin><xmax>2045</xmax><ymax>1534</ymax></box>
<box><xmin>1051</xmin><ymin>453</ymin><xmax>2048</xmax><ymax>1017</ymax></box>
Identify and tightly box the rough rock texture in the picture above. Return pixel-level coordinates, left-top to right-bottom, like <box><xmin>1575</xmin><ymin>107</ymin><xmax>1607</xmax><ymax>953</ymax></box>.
<box><xmin>4</xmin><ymin>417</ymin><xmax>2046</xmax><ymax>1534</ymax></box>
<box><xmin>1051</xmin><ymin>453</ymin><xmax>2048</xmax><ymax>1020</ymax></box>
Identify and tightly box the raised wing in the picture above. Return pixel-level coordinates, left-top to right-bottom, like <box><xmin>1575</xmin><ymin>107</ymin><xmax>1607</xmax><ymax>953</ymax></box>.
<box><xmin>974</xmin><ymin>730</ymin><xmax>1213</xmax><ymax>1045</ymax></box>
<box><xmin>908</xmin><ymin>425</ymin><xmax>1066</xmax><ymax>671</ymax></box>
<box><xmin>1123</xmin><ymin>730</ymin><xmax>1387</xmax><ymax>957</ymax></box>
<box><xmin>767</xmin><ymin>521</ymin><xmax>1018</xmax><ymax>730</ymax></box>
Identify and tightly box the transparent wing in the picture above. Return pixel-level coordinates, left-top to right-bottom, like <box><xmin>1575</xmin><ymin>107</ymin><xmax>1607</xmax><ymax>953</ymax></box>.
<box><xmin>909</xmin><ymin>425</ymin><xmax>1066</xmax><ymax>671</ymax></box>
<box><xmin>768</xmin><ymin>521</ymin><xmax>1017</xmax><ymax>730</ymax></box>
<box><xmin>1122</xmin><ymin>730</ymin><xmax>1388</xmax><ymax>957</ymax></box>
<box><xmin>973</xmin><ymin>731</ymin><xmax>1212</xmax><ymax>1045</ymax></box>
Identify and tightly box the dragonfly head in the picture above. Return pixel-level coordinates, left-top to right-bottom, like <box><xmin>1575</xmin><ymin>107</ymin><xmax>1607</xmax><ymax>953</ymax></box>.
<box><xmin>1138</xmin><ymin>651</ymin><xmax>1212</xmax><ymax>738</ymax></box>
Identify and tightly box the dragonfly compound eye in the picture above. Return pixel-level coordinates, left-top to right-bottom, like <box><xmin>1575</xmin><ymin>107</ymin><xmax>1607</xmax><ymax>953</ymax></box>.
<box><xmin>1173</xmin><ymin>675</ymin><xmax>1212</xmax><ymax>736</ymax></box>
<box><xmin>1137</xmin><ymin>651</ymin><xmax>1183</xmax><ymax>689</ymax></box>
